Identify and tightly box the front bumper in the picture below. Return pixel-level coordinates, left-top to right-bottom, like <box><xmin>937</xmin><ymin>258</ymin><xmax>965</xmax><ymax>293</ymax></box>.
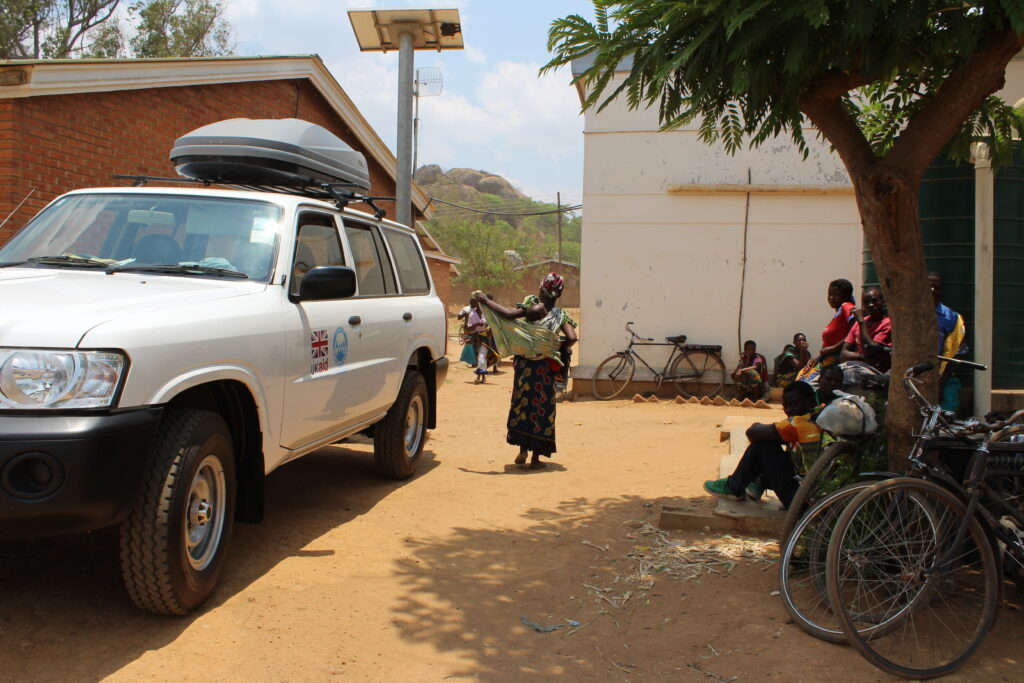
<box><xmin>0</xmin><ymin>408</ymin><xmax>163</xmax><ymax>540</ymax></box>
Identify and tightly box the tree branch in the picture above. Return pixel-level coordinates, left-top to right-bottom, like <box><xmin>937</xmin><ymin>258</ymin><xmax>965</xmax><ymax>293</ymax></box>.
<box><xmin>887</xmin><ymin>27</ymin><xmax>1024</xmax><ymax>174</ymax></box>
<box><xmin>799</xmin><ymin>72</ymin><xmax>875</xmax><ymax>177</ymax></box>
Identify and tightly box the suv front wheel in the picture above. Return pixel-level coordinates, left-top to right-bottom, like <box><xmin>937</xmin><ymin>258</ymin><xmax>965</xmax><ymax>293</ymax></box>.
<box><xmin>373</xmin><ymin>370</ymin><xmax>428</xmax><ymax>480</ymax></box>
<box><xmin>119</xmin><ymin>408</ymin><xmax>236</xmax><ymax>615</ymax></box>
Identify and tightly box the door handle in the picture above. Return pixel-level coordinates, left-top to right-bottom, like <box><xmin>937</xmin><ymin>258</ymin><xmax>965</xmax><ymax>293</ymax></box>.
<box><xmin>403</xmin><ymin>312</ymin><xmax>413</xmax><ymax>321</ymax></box>
<box><xmin>348</xmin><ymin>315</ymin><xmax>361</xmax><ymax>326</ymax></box>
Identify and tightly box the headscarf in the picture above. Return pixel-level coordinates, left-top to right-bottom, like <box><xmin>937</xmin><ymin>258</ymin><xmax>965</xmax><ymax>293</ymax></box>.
<box><xmin>540</xmin><ymin>272</ymin><xmax>564</xmax><ymax>298</ymax></box>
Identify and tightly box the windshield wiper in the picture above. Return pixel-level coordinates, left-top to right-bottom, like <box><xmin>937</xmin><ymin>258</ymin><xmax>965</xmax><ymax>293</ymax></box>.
<box><xmin>27</xmin><ymin>255</ymin><xmax>109</xmax><ymax>268</ymax></box>
<box><xmin>107</xmin><ymin>264</ymin><xmax>249</xmax><ymax>279</ymax></box>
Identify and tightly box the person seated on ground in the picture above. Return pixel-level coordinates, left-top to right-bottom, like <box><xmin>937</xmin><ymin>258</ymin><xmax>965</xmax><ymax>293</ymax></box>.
<box><xmin>703</xmin><ymin>381</ymin><xmax>821</xmax><ymax>508</ymax></box>
<box><xmin>732</xmin><ymin>339</ymin><xmax>768</xmax><ymax>401</ymax></box>
<box><xmin>773</xmin><ymin>333</ymin><xmax>811</xmax><ymax>388</ymax></box>
<box><xmin>840</xmin><ymin>286</ymin><xmax>892</xmax><ymax>375</ymax></box>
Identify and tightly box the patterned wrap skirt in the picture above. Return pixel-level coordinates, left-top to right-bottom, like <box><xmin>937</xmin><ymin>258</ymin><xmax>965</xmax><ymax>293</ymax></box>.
<box><xmin>506</xmin><ymin>356</ymin><xmax>557</xmax><ymax>456</ymax></box>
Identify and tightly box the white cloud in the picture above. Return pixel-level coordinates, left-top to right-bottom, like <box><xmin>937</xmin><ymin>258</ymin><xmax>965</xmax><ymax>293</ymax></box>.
<box><xmin>463</xmin><ymin>44</ymin><xmax>487</xmax><ymax>64</ymax></box>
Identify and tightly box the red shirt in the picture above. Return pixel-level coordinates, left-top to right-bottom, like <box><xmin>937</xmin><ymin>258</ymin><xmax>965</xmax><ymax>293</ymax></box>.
<box><xmin>844</xmin><ymin>315</ymin><xmax>893</xmax><ymax>371</ymax></box>
<box><xmin>822</xmin><ymin>302</ymin><xmax>856</xmax><ymax>348</ymax></box>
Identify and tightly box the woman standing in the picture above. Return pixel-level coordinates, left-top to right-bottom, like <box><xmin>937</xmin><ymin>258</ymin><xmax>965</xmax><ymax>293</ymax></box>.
<box><xmin>475</xmin><ymin>273</ymin><xmax>578</xmax><ymax>469</ymax></box>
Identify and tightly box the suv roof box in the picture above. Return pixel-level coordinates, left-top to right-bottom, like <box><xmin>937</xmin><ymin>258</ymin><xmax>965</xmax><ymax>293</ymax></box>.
<box><xmin>170</xmin><ymin>118</ymin><xmax>371</xmax><ymax>193</ymax></box>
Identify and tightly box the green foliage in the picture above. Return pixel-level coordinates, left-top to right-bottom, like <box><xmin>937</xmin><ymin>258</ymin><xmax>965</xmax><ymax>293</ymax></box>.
<box><xmin>128</xmin><ymin>0</ymin><xmax>232</xmax><ymax>58</ymax></box>
<box><xmin>0</xmin><ymin>0</ymin><xmax>232</xmax><ymax>59</ymax></box>
<box><xmin>429</xmin><ymin>219</ymin><xmax>528</xmax><ymax>292</ymax></box>
<box><xmin>0</xmin><ymin>1</ymin><xmax>121</xmax><ymax>59</ymax></box>
<box><xmin>544</xmin><ymin>0</ymin><xmax>1024</xmax><ymax>166</ymax></box>
<box><xmin>423</xmin><ymin>172</ymin><xmax>582</xmax><ymax>290</ymax></box>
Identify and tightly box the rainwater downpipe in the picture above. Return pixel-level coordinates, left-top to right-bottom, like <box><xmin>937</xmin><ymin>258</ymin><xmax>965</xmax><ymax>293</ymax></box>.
<box><xmin>737</xmin><ymin>168</ymin><xmax>752</xmax><ymax>353</ymax></box>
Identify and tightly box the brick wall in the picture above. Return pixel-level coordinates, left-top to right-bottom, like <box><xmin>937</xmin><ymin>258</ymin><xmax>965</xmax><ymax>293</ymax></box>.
<box><xmin>0</xmin><ymin>79</ymin><xmax>410</xmax><ymax>244</ymax></box>
<box><xmin>427</xmin><ymin>258</ymin><xmax>453</xmax><ymax>314</ymax></box>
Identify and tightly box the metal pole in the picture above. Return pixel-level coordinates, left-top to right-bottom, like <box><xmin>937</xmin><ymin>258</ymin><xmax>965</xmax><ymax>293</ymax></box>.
<box><xmin>396</xmin><ymin>29</ymin><xmax>415</xmax><ymax>227</ymax></box>
<box><xmin>412</xmin><ymin>91</ymin><xmax>420</xmax><ymax>182</ymax></box>
<box><xmin>557</xmin><ymin>192</ymin><xmax>562</xmax><ymax>264</ymax></box>
<box><xmin>972</xmin><ymin>142</ymin><xmax>994</xmax><ymax>417</ymax></box>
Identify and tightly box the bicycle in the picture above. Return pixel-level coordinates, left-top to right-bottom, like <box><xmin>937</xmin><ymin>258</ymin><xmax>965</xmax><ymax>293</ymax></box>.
<box><xmin>780</xmin><ymin>372</ymin><xmax>891</xmax><ymax>541</ymax></box>
<box><xmin>825</xmin><ymin>362</ymin><xmax>1024</xmax><ymax>679</ymax></box>
<box><xmin>776</xmin><ymin>357</ymin><xmax>984</xmax><ymax>646</ymax></box>
<box><xmin>591</xmin><ymin>322</ymin><xmax>725</xmax><ymax>400</ymax></box>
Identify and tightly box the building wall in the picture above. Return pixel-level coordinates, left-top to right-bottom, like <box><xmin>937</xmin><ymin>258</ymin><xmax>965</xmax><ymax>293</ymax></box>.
<box><xmin>0</xmin><ymin>79</ymin><xmax>412</xmax><ymax>244</ymax></box>
<box><xmin>578</xmin><ymin>73</ymin><xmax>863</xmax><ymax>376</ymax></box>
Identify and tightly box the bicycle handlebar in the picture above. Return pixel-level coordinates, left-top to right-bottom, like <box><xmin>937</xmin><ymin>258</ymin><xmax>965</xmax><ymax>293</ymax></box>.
<box><xmin>624</xmin><ymin>321</ymin><xmax>655</xmax><ymax>342</ymax></box>
<box><xmin>939</xmin><ymin>355</ymin><xmax>988</xmax><ymax>372</ymax></box>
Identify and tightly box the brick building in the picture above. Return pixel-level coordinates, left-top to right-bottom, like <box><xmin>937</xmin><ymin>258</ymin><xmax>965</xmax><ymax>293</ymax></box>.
<box><xmin>0</xmin><ymin>55</ymin><xmax>457</xmax><ymax>308</ymax></box>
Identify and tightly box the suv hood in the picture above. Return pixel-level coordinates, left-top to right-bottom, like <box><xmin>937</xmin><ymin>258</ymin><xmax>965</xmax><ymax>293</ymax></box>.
<box><xmin>0</xmin><ymin>268</ymin><xmax>260</xmax><ymax>348</ymax></box>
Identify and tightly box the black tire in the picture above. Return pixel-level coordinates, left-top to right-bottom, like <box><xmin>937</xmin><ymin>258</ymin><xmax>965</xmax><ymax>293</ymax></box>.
<box><xmin>592</xmin><ymin>353</ymin><xmax>635</xmax><ymax>400</ymax></box>
<box><xmin>827</xmin><ymin>478</ymin><xmax>1001</xmax><ymax>679</ymax></box>
<box><xmin>374</xmin><ymin>370</ymin><xmax>428</xmax><ymax>479</ymax></box>
<box><xmin>782</xmin><ymin>440</ymin><xmax>860</xmax><ymax>542</ymax></box>
<box><xmin>119</xmin><ymin>409</ymin><xmax>236</xmax><ymax>615</ymax></box>
<box><xmin>779</xmin><ymin>481</ymin><xmax>876</xmax><ymax>643</ymax></box>
<box><xmin>671</xmin><ymin>350</ymin><xmax>726</xmax><ymax>398</ymax></box>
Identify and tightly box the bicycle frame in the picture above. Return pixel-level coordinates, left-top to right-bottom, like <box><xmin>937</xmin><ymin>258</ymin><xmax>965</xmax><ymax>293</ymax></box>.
<box><xmin>617</xmin><ymin>322</ymin><xmax>706</xmax><ymax>385</ymax></box>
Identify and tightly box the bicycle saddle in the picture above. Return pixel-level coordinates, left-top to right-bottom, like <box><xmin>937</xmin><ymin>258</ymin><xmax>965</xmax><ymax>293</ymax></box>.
<box><xmin>665</xmin><ymin>334</ymin><xmax>688</xmax><ymax>344</ymax></box>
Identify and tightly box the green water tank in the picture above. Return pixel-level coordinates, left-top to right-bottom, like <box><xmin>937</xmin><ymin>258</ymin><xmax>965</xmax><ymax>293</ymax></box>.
<box><xmin>863</xmin><ymin>151</ymin><xmax>1024</xmax><ymax>390</ymax></box>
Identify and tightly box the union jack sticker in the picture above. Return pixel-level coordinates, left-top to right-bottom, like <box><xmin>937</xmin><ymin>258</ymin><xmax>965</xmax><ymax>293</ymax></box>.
<box><xmin>310</xmin><ymin>329</ymin><xmax>330</xmax><ymax>377</ymax></box>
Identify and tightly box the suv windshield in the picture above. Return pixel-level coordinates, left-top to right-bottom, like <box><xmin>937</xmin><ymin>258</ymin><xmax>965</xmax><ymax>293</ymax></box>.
<box><xmin>0</xmin><ymin>193</ymin><xmax>283</xmax><ymax>282</ymax></box>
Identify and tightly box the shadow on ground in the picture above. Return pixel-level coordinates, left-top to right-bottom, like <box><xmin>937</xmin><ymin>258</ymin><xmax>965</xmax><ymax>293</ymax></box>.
<box><xmin>0</xmin><ymin>443</ymin><xmax>438</xmax><ymax>682</ymax></box>
<box><xmin>388</xmin><ymin>495</ymin><xmax>705</xmax><ymax>681</ymax></box>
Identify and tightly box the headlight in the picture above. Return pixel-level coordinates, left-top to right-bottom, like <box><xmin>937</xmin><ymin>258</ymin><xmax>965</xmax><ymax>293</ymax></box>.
<box><xmin>0</xmin><ymin>349</ymin><xmax>126</xmax><ymax>409</ymax></box>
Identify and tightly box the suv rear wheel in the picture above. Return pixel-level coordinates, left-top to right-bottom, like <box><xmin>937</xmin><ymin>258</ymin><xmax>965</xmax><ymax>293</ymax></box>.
<box><xmin>373</xmin><ymin>370</ymin><xmax>428</xmax><ymax>479</ymax></box>
<box><xmin>119</xmin><ymin>409</ymin><xmax>236</xmax><ymax>615</ymax></box>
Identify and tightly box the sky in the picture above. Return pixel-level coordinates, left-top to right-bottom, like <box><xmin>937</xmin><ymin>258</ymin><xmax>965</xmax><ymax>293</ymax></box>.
<box><xmin>223</xmin><ymin>1</ymin><xmax>596</xmax><ymax>205</ymax></box>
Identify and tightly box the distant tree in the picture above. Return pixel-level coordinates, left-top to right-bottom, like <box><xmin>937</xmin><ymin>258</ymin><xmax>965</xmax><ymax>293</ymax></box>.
<box><xmin>0</xmin><ymin>0</ymin><xmax>232</xmax><ymax>59</ymax></box>
<box><xmin>0</xmin><ymin>0</ymin><xmax>121</xmax><ymax>59</ymax></box>
<box><xmin>546</xmin><ymin>1</ymin><xmax>1024</xmax><ymax>464</ymax></box>
<box><xmin>128</xmin><ymin>0</ymin><xmax>232</xmax><ymax>57</ymax></box>
<box><xmin>430</xmin><ymin>218</ymin><xmax>541</xmax><ymax>292</ymax></box>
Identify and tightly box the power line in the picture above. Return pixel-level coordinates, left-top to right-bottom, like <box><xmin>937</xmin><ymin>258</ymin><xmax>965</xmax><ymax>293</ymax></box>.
<box><xmin>425</xmin><ymin>196</ymin><xmax>583</xmax><ymax>217</ymax></box>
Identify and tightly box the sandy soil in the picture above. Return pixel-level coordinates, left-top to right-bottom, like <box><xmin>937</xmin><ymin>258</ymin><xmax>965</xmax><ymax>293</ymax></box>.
<box><xmin>1</xmin><ymin>350</ymin><xmax>1022</xmax><ymax>682</ymax></box>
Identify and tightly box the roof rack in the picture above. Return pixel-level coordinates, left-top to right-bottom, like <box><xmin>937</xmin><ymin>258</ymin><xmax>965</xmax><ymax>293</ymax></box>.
<box><xmin>112</xmin><ymin>175</ymin><xmax>392</xmax><ymax>220</ymax></box>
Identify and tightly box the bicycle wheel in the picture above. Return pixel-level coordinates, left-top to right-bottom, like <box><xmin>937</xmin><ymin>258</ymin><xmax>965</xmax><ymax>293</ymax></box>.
<box><xmin>592</xmin><ymin>353</ymin><xmax>635</xmax><ymax>400</ymax></box>
<box><xmin>778</xmin><ymin>481</ymin><xmax>877</xmax><ymax>643</ymax></box>
<box><xmin>827</xmin><ymin>478</ymin><xmax>1001</xmax><ymax>679</ymax></box>
<box><xmin>670</xmin><ymin>350</ymin><xmax>725</xmax><ymax>398</ymax></box>
<box><xmin>782</xmin><ymin>440</ymin><xmax>861</xmax><ymax>542</ymax></box>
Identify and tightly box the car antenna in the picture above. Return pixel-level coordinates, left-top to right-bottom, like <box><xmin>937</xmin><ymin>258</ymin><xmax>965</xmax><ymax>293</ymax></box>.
<box><xmin>0</xmin><ymin>188</ymin><xmax>36</xmax><ymax>231</ymax></box>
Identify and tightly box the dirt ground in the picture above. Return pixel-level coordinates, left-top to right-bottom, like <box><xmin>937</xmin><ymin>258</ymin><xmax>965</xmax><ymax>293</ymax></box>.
<box><xmin>2</xmin><ymin>350</ymin><xmax>1023</xmax><ymax>682</ymax></box>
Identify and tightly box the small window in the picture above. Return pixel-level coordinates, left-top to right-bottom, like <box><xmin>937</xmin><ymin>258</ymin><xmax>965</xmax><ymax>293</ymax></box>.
<box><xmin>383</xmin><ymin>229</ymin><xmax>430</xmax><ymax>295</ymax></box>
<box><xmin>291</xmin><ymin>212</ymin><xmax>344</xmax><ymax>296</ymax></box>
<box><xmin>344</xmin><ymin>222</ymin><xmax>396</xmax><ymax>296</ymax></box>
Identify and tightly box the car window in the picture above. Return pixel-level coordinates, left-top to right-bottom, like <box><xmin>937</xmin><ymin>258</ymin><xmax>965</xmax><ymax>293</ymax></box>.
<box><xmin>291</xmin><ymin>212</ymin><xmax>344</xmax><ymax>297</ymax></box>
<box><xmin>0</xmin><ymin>193</ymin><xmax>283</xmax><ymax>281</ymax></box>
<box><xmin>343</xmin><ymin>222</ymin><xmax>396</xmax><ymax>296</ymax></box>
<box><xmin>382</xmin><ymin>228</ymin><xmax>430</xmax><ymax>295</ymax></box>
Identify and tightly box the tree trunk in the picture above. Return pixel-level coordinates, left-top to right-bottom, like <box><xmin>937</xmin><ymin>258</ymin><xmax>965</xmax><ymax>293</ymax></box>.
<box><xmin>852</xmin><ymin>167</ymin><xmax>937</xmax><ymax>471</ymax></box>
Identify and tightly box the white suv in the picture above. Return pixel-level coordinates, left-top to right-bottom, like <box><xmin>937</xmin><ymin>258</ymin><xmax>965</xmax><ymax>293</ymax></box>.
<box><xmin>0</xmin><ymin>121</ymin><xmax>448</xmax><ymax>614</ymax></box>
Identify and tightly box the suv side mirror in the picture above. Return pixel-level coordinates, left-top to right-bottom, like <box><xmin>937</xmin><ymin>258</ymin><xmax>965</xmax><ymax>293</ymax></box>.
<box><xmin>294</xmin><ymin>266</ymin><xmax>357</xmax><ymax>301</ymax></box>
